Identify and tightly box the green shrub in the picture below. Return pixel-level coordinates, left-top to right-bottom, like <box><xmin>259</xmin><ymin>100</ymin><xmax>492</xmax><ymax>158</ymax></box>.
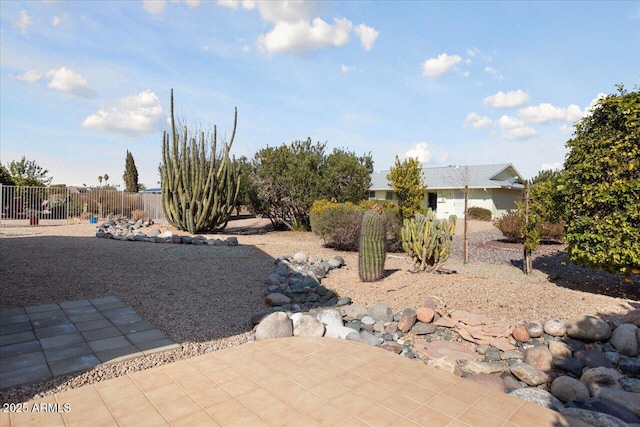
<box><xmin>467</xmin><ymin>207</ymin><xmax>492</xmax><ymax>221</ymax></box>
<box><xmin>310</xmin><ymin>199</ymin><xmax>402</xmax><ymax>251</ymax></box>
<box><xmin>495</xmin><ymin>210</ymin><xmax>565</xmax><ymax>242</ymax></box>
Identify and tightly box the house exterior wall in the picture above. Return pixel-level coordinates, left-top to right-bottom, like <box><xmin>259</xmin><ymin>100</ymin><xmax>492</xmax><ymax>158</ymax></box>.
<box><xmin>368</xmin><ymin>187</ymin><xmax>521</xmax><ymax>219</ymax></box>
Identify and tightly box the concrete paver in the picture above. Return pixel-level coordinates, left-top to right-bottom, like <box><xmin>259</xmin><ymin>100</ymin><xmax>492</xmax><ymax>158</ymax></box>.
<box><xmin>0</xmin><ymin>297</ymin><xmax>179</xmax><ymax>390</ymax></box>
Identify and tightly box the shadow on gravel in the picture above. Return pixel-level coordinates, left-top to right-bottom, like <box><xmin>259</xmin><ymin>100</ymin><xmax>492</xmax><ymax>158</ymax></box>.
<box><xmin>509</xmin><ymin>251</ymin><xmax>640</xmax><ymax>301</ymax></box>
<box><xmin>0</xmin><ymin>233</ymin><xmax>280</xmax><ymax>399</ymax></box>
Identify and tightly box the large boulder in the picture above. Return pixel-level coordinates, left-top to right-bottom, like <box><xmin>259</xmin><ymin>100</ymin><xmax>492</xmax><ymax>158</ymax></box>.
<box><xmin>255</xmin><ymin>312</ymin><xmax>293</xmax><ymax>340</ymax></box>
<box><xmin>369</xmin><ymin>303</ymin><xmax>394</xmax><ymax>322</ymax></box>
<box><xmin>566</xmin><ymin>315</ymin><xmax>612</xmax><ymax>341</ymax></box>
<box><xmin>292</xmin><ymin>315</ymin><xmax>325</xmax><ymax>337</ymax></box>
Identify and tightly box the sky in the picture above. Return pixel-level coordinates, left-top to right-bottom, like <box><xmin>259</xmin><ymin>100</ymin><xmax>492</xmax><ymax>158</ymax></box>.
<box><xmin>1</xmin><ymin>0</ymin><xmax>639</xmax><ymax>188</ymax></box>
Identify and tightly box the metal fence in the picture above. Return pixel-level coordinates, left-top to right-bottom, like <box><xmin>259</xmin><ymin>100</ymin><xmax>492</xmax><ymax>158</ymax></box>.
<box><xmin>0</xmin><ymin>185</ymin><xmax>165</xmax><ymax>227</ymax></box>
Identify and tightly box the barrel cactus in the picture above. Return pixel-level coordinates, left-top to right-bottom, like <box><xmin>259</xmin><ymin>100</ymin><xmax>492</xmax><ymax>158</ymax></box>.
<box><xmin>401</xmin><ymin>209</ymin><xmax>456</xmax><ymax>272</ymax></box>
<box><xmin>358</xmin><ymin>209</ymin><xmax>387</xmax><ymax>282</ymax></box>
<box><xmin>161</xmin><ymin>89</ymin><xmax>240</xmax><ymax>234</ymax></box>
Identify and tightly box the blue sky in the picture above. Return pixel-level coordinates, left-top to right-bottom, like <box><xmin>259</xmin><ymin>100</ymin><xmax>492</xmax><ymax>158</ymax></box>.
<box><xmin>1</xmin><ymin>1</ymin><xmax>638</xmax><ymax>188</ymax></box>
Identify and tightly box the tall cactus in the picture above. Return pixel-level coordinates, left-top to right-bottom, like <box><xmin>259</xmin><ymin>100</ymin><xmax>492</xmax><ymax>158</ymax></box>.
<box><xmin>401</xmin><ymin>209</ymin><xmax>456</xmax><ymax>272</ymax></box>
<box><xmin>358</xmin><ymin>209</ymin><xmax>387</xmax><ymax>282</ymax></box>
<box><xmin>161</xmin><ymin>89</ymin><xmax>240</xmax><ymax>234</ymax></box>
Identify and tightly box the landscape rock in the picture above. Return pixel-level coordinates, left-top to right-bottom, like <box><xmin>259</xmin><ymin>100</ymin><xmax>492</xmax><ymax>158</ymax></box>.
<box><xmin>580</xmin><ymin>367</ymin><xmax>623</xmax><ymax>395</ymax></box>
<box><xmin>461</xmin><ymin>360</ymin><xmax>506</xmax><ymax>375</ymax></box>
<box><xmin>575</xmin><ymin>349</ymin><xmax>614</xmax><ymax>369</ymax></box>
<box><xmin>619</xmin><ymin>356</ymin><xmax>640</xmax><ymax>378</ymax></box>
<box><xmin>430</xmin><ymin>356</ymin><xmax>462</xmax><ymax>376</ymax></box>
<box><xmin>340</xmin><ymin>304</ymin><xmax>369</xmax><ymax>321</ymax></box>
<box><xmin>416</xmin><ymin>307</ymin><xmax>435</xmax><ymax>323</ymax></box>
<box><xmin>550</xmin><ymin>376</ymin><xmax>590</xmax><ymax>403</ymax></box>
<box><xmin>265</xmin><ymin>293</ymin><xmax>291</xmax><ymax>306</ymax></box>
<box><xmin>609</xmin><ymin>323</ymin><xmax>639</xmax><ymax>356</ymax></box>
<box><xmin>549</xmin><ymin>341</ymin><xmax>573</xmax><ymax>358</ymax></box>
<box><xmin>398</xmin><ymin>308</ymin><xmax>417</xmax><ymax>332</ymax></box>
<box><xmin>566</xmin><ymin>315</ymin><xmax>612</xmax><ymax>342</ymax></box>
<box><xmin>327</xmin><ymin>256</ymin><xmax>344</xmax><ymax>269</ymax></box>
<box><xmin>565</xmin><ymin>398</ymin><xmax>640</xmax><ymax>424</ymax></box>
<box><xmin>526</xmin><ymin>321</ymin><xmax>544</xmax><ymax>338</ymax></box>
<box><xmin>411</xmin><ymin>322</ymin><xmax>436</xmax><ymax>335</ymax></box>
<box><xmin>292</xmin><ymin>315</ymin><xmax>325</xmax><ymax>337</ymax></box>
<box><xmin>293</xmin><ymin>252</ymin><xmax>309</xmax><ymax>263</ymax></box>
<box><xmin>512</xmin><ymin>325</ymin><xmax>530</xmax><ymax>342</ymax></box>
<box><xmin>620</xmin><ymin>377</ymin><xmax>640</xmax><ymax>393</ymax></box>
<box><xmin>467</xmin><ymin>373</ymin><xmax>506</xmax><ymax>392</ymax></box>
<box><xmin>369</xmin><ymin>303</ymin><xmax>394</xmax><ymax>323</ymax></box>
<box><xmin>552</xmin><ymin>356</ymin><xmax>584</xmax><ymax>377</ymax></box>
<box><xmin>510</xmin><ymin>363</ymin><xmax>549</xmax><ymax>386</ymax></box>
<box><xmin>544</xmin><ymin>319</ymin><xmax>567</xmax><ymax>337</ymax></box>
<box><xmin>509</xmin><ymin>388</ymin><xmax>564</xmax><ymax>411</ymax></box>
<box><xmin>255</xmin><ymin>312</ymin><xmax>292</xmax><ymax>340</ymax></box>
<box><xmin>594</xmin><ymin>387</ymin><xmax>640</xmax><ymax>417</ymax></box>
<box><xmin>560</xmin><ymin>408</ymin><xmax>629</xmax><ymax>427</ymax></box>
<box><xmin>523</xmin><ymin>346</ymin><xmax>553</xmax><ymax>372</ymax></box>
<box><xmin>622</xmin><ymin>309</ymin><xmax>640</xmax><ymax>326</ymax></box>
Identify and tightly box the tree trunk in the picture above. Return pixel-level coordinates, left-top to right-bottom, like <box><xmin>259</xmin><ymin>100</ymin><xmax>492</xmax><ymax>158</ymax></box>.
<box><xmin>463</xmin><ymin>184</ymin><xmax>468</xmax><ymax>264</ymax></box>
<box><xmin>523</xmin><ymin>182</ymin><xmax>531</xmax><ymax>274</ymax></box>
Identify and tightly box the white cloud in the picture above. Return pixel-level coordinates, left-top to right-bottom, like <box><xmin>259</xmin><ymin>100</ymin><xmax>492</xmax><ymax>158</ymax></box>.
<box><xmin>16</xmin><ymin>10</ymin><xmax>32</xmax><ymax>35</ymax></box>
<box><xmin>404</xmin><ymin>142</ymin><xmax>432</xmax><ymax>163</ymax></box>
<box><xmin>242</xmin><ymin>44</ymin><xmax>251</xmax><ymax>52</ymax></box>
<box><xmin>258</xmin><ymin>17</ymin><xmax>352</xmax><ymax>54</ymax></box>
<box><xmin>354</xmin><ymin>24</ymin><xmax>379</xmax><ymax>51</ymax></box>
<box><xmin>253</xmin><ymin>0</ymin><xmax>320</xmax><ymax>23</ymax></box>
<box><xmin>81</xmin><ymin>90</ymin><xmax>164</xmax><ymax>136</ymax></box>
<box><xmin>52</xmin><ymin>16</ymin><xmax>61</xmax><ymax>26</ymax></box>
<box><xmin>484</xmin><ymin>66</ymin><xmax>504</xmax><ymax>81</ymax></box>
<box><xmin>143</xmin><ymin>0</ymin><xmax>201</xmax><ymax>14</ymax></box>
<box><xmin>18</xmin><ymin>70</ymin><xmax>43</xmax><ymax>83</ymax></box>
<box><xmin>584</xmin><ymin>92</ymin><xmax>607</xmax><ymax>116</ymax></box>
<box><xmin>422</xmin><ymin>53</ymin><xmax>462</xmax><ymax>78</ymax></box>
<box><xmin>497</xmin><ymin>115</ymin><xmax>536</xmax><ymax>140</ymax></box>
<box><xmin>464</xmin><ymin>112</ymin><xmax>493</xmax><ymax>129</ymax></box>
<box><xmin>484</xmin><ymin>90</ymin><xmax>529</xmax><ymax>108</ymax></box>
<box><xmin>519</xmin><ymin>103</ymin><xmax>584</xmax><ymax>123</ymax></box>
<box><xmin>341</xmin><ymin>65</ymin><xmax>354</xmax><ymax>74</ymax></box>
<box><xmin>143</xmin><ymin>0</ymin><xmax>166</xmax><ymax>14</ymax></box>
<box><xmin>46</xmin><ymin>67</ymin><xmax>96</xmax><ymax>98</ymax></box>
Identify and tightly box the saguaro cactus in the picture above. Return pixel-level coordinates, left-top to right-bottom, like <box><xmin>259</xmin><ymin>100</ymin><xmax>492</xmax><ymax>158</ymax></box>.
<box><xmin>401</xmin><ymin>209</ymin><xmax>456</xmax><ymax>272</ymax></box>
<box><xmin>358</xmin><ymin>209</ymin><xmax>387</xmax><ymax>282</ymax></box>
<box><xmin>161</xmin><ymin>89</ymin><xmax>240</xmax><ymax>234</ymax></box>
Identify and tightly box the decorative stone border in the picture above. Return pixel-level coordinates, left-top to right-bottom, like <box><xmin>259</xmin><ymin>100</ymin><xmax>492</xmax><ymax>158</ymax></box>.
<box><xmin>254</xmin><ymin>252</ymin><xmax>640</xmax><ymax>426</ymax></box>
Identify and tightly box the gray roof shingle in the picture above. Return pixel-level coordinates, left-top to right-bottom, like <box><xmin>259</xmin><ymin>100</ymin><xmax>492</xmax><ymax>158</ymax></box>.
<box><xmin>371</xmin><ymin>163</ymin><xmax>524</xmax><ymax>190</ymax></box>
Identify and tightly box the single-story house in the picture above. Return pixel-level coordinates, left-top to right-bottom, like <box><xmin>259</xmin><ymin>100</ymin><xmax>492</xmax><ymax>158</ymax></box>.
<box><xmin>369</xmin><ymin>163</ymin><xmax>525</xmax><ymax>219</ymax></box>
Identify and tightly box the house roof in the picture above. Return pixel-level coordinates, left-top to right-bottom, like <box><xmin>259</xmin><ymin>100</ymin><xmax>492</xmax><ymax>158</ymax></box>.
<box><xmin>371</xmin><ymin>163</ymin><xmax>525</xmax><ymax>191</ymax></box>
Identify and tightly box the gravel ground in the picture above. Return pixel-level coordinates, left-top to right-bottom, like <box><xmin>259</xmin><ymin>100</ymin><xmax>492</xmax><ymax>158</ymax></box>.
<box><xmin>1</xmin><ymin>218</ymin><xmax>637</xmax><ymax>403</ymax></box>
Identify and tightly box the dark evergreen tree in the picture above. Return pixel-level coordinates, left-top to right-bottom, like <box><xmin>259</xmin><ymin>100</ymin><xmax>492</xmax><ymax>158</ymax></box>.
<box><xmin>123</xmin><ymin>150</ymin><xmax>140</xmax><ymax>193</ymax></box>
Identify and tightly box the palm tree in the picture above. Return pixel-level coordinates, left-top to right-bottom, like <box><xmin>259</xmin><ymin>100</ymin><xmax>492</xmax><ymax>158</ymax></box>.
<box><xmin>104</xmin><ymin>173</ymin><xmax>109</xmax><ymax>185</ymax></box>
<box><xmin>98</xmin><ymin>176</ymin><xmax>103</xmax><ymax>187</ymax></box>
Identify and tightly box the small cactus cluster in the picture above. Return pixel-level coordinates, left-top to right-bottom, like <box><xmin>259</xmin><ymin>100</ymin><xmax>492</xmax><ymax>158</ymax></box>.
<box><xmin>401</xmin><ymin>209</ymin><xmax>456</xmax><ymax>272</ymax></box>
<box><xmin>358</xmin><ymin>209</ymin><xmax>387</xmax><ymax>282</ymax></box>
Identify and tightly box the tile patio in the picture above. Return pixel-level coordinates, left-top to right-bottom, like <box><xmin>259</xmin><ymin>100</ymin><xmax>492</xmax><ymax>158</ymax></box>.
<box><xmin>3</xmin><ymin>336</ymin><xmax>572</xmax><ymax>426</ymax></box>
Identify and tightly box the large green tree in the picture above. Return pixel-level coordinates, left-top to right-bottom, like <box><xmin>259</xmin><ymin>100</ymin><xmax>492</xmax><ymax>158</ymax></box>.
<box><xmin>562</xmin><ymin>85</ymin><xmax>639</xmax><ymax>279</ymax></box>
<box><xmin>7</xmin><ymin>156</ymin><xmax>52</xmax><ymax>186</ymax></box>
<box><xmin>123</xmin><ymin>150</ymin><xmax>140</xmax><ymax>193</ymax></box>
<box><xmin>250</xmin><ymin>139</ymin><xmax>372</xmax><ymax>230</ymax></box>
<box><xmin>0</xmin><ymin>164</ymin><xmax>15</xmax><ymax>185</ymax></box>
<box><xmin>386</xmin><ymin>156</ymin><xmax>427</xmax><ymax>219</ymax></box>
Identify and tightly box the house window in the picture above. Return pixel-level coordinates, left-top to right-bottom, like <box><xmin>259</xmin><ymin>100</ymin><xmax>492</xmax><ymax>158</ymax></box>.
<box><xmin>368</xmin><ymin>191</ymin><xmax>375</xmax><ymax>199</ymax></box>
<box><xmin>385</xmin><ymin>191</ymin><xmax>393</xmax><ymax>200</ymax></box>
